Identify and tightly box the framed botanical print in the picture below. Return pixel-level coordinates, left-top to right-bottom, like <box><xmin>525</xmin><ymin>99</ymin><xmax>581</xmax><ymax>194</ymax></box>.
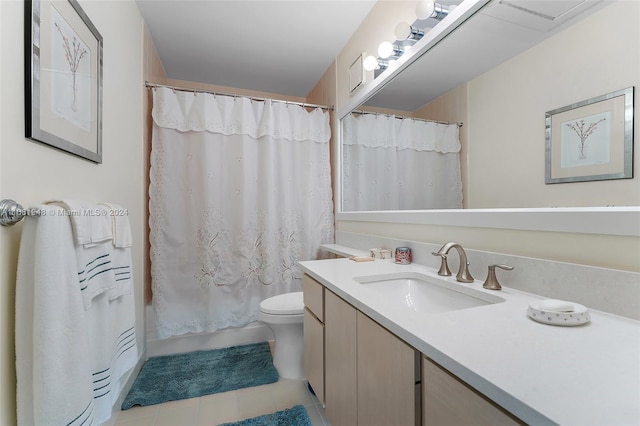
<box><xmin>25</xmin><ymin>0</ymin><xmax>103</xmax><ymax>163</ymax></box>
<box><xmin>545</xmin><ymin>87</ymin><xmax>634</xmax><ymax>184</ymax></box>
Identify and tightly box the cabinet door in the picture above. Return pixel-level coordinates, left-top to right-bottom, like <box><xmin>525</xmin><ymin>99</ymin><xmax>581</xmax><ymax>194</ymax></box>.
<box><xmin>325</xmin><ymin>290</ymin><xmax>357</xmax><ymax>426</ymax></box>
<box><xmin>303</xmin><ymin>274</ymin><xmax>324</xmax><ymax>321</ymax></box>
<box><xmin>303</xmin><ymin>308</ymin><xmax>324</xmax><ymax>404</ymax></box>
<box><xmin>423</xmin><ymin>357</ymin><xmax>522</xmax><ymax>426</ymax></box>
<box><xmin>357</xmin><ymin>312</ymin><xmax>416</xmax><ymax>426</ymax></box>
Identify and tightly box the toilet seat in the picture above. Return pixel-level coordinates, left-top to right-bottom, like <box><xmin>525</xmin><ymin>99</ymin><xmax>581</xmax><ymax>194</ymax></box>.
<box><xmin>259</xmin><ymin>292</ymin><xmax>304</xmax><ymax>315</ymax></box>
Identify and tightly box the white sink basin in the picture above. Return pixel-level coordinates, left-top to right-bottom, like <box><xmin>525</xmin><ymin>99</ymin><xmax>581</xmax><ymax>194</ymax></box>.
<box><xmin>354</xmin><ymin>272</ymin><xmax>504</xmax><ymax>314</ymax></box>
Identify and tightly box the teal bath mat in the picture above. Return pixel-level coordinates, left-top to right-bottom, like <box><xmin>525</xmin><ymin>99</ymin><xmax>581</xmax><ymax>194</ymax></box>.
<box><xmin>218</xmin><ymin>405</ymin><xmax>312</xmax><ymax>426</ymax></box>
<box><xmin>122</xmin><ymin>342</ymin><xmax>279</xmax><ymax>409</ymax></box>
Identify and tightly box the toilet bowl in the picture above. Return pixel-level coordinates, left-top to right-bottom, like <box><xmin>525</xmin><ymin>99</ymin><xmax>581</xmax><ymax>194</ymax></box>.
<box><xmin>259</xmin><ymin>292</ymin><xmax>305</xmax><ymax>379</ymax></box>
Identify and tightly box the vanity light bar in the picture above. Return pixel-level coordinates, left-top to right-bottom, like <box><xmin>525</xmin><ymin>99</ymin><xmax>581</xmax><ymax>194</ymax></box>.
<box><xmin>365</xmin><ymin>1</ymin><xmax>458</xmax><ymax>78</ymax></box>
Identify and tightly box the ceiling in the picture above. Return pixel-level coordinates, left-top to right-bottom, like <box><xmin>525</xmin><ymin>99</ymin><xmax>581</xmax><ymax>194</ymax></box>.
<box><xmin>136</xmin><ymin>0</ymin><xmax>377</xmax><ymax>98</ymax></box>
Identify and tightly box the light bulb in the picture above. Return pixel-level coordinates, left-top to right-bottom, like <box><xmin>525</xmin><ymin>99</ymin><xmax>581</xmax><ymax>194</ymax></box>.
<box><xmin>416</xmin><ymin>0</ymin><xmax>436</xmax><ymax>20</ymax></box>
<box><xmin>395</xmin><ymin>21</ymin><xmax>424</xmax><ymax>41</ymax></box>
<box><xmin>363</xmin><ymin>55</ymin><xmax>379</xmax><ymax>71</ymax></box>
<box><xmin>378</xmin><ymin>42</ymin><xmax>394</xmax><ymax>59</ymax></box>
<box><xmin>395</xmin><ymin>22</ymin><xmax>411</xmax><ymax>40</ymax></box>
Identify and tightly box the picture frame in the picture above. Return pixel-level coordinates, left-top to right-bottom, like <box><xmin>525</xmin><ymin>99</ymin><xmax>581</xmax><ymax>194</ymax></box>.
<box><xmin>545</xmin><ymin>87</ymin><xmax>634</xmax><ymax>184</ymax></box>
<box><xmin>25</xmin><ymin>0</ymin><xmax>103</xmax><ymax>163</ymax></box>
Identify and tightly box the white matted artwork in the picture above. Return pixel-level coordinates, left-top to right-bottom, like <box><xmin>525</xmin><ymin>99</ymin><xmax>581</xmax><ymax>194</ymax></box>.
<box><xmin>50</xmin><ymin>5</ymin><xmax>91</xmax><ymax>132</ymax></box>
<box><xmin>546</xmin><ymin>87</ymin><xmax>634</xmax><ymax>184</ymax></box>
<box><xmin>560</xmin><ymin>110</ymin><xmax>611</xmax><ymax>168</ymax></box>
<box><xmin>25</xmin><ymin>0</ymin><xmax>103</xmax><ymax>163</ymax></box>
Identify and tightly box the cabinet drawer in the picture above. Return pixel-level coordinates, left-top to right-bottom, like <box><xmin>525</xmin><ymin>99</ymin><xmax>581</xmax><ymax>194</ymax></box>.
<box><xmin>303</xmin><ymin>274</ymin><xmax>324</xmax><ymax>322</ymax></box>
<box><xmin>423</xmin><ymin>357</ymin><xmax>523</xmax><ymax>426</ymax></box>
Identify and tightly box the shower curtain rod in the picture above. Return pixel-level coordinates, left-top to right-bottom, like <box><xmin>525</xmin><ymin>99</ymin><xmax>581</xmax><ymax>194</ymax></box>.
<box><xmin>351</xmin><ymin>109</ymin><xmax>463</xmax><ymax>127</ymax></box>
<box><xmin>145</xmin><ymin>81</ymin><xmax>334</xmax><ymax>111</ymax></box>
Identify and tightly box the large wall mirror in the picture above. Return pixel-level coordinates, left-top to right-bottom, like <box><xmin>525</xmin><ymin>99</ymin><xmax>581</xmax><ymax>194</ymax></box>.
<box><xmin>336</xmin><ymin>0</ymin><xmax>640</xmax><ymax>236</ymax></box>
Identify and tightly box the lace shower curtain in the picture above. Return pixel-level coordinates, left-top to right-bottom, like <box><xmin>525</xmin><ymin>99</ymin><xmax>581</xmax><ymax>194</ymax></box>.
<box><xmin>342</xmin><ymin>113</ymin><xmax>463</xmax><ymax>211</ymax></box>
<box><xmin>149</xmin><ymin>87</ymin><xmax>334</xmax><ymax>338</ymax></box>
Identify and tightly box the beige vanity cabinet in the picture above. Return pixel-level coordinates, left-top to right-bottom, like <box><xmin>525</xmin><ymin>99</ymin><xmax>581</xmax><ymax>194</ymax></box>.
<box><xmin>303</xmin><ymin>274</ymin><xmax>325</xmax><ymax>404</ymax></box>
<box><xmin>324</xmin><ymin>289</ymin><xmax>357</xmax><ymax>426</ymax></box>
<box><xmin>422</xmin><ymin>357</ymin><xmax>523</xmax><ymax>426</ymax></box>
<box><xmin>303</xmin><ymin>273</ymin><xmax>417</xmax><ymax>426</ymax></box>
<box><xmin>357</xmin><ymin>311</ymin><xmax>417</xmax><ymax>426</ymax></box>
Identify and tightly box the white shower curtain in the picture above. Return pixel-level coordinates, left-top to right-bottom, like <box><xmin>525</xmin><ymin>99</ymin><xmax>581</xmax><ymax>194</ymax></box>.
<box><xmin>149</xmin><ymin>87</ymin><xmax>334</xmax><ymax>338</ymax></box>
<box><xmin>342</xmin><ymin>113</ymin><xmax>463</xmax><ymax>211</ymax></box>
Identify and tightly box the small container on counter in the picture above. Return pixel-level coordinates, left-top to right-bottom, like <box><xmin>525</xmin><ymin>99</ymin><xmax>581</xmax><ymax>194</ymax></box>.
<box><xmin>395</xmin><ymin>247</ymin><xmax>412</xmax><ymax>264</ymax></box>
<box><xmin>379</xmin><ymin>249</ymin><xmax>392</xmax><ymax>259</ymax></box>
<box><xmin>370</xmin><ymin>248</ymin><xmax>392</xmax><ymax>259</ymax></box>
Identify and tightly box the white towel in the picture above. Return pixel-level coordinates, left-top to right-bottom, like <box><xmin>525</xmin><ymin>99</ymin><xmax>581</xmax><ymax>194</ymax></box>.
<box><xmin>76</xmin><ymin>241</ymin><xmax>117</xmax><ymax>309</ymax></box>
<box><xmin>84</xmin><ymin>292</ymin><xmax>113</xmax><ymax>422</ymax></box>
<box><xmin>47</xmin><ymin>200</ymin><xmax>112</xmax><ymax>246</ymax></box>
<box><xmin>99</xmin><ymin>203</ymin><xmax>132</xmax><ymax>248</ymax></box>
<box><xmin>46</xmin><ymin>201</ymin><xmax>115</xmax><ymax>308</ymax></box>
<box><xmin>85</xmin><ymin>202</ymin><xmax>138</xmax><ymax>421</ymax></box>
<box><xmin>16</xmin><ymin>205</ymin><xmax>97</xmax><ymax>426</ymax></box>
<box><xmin>98</xmin><ymin>203</ymin><xmax>134</xmax><ymax>300</ymax></box>
<box><xmin>100</xmin><ymin>204</ymin><xmax>138</xmax><ymax>406</ymax></box>
<box><xmin>84</xmin><ymin>290</ymin><xmax>137</xmax><ymax>424</ymax></box>
<box><xmin>81</xmin><ymin>203</ymin><xmax>137</xmax><ymax>422</ymax></box>
<box><xmin>108</xmin><ymin>291</ymin><xmax>138</xmax><ymax>407</ymax></box>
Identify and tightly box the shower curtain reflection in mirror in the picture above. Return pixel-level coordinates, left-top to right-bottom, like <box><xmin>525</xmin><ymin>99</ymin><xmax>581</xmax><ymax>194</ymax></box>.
<box><xmin>342</xmin><ymin>113</ymin><xmax>463</xmax><ymax>211</ymax></box>
<box><xmin>149</xmin><ymin>87</ymin><xmax>334</xmax><ymax>338</ymax></box>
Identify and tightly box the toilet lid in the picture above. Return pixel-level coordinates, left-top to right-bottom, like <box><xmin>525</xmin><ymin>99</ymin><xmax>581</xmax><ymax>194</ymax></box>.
<box><xmin>259</xmin><ymin>292</ymin><xmax>304</xmax><ymax>315</ymax></box>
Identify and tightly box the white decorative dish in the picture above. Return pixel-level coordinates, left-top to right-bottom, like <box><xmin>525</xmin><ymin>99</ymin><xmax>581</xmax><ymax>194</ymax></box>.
<box><xmin>527</xmin><ymin>301</ymin><xmax>590</xmax><ymax>326</ymax></box>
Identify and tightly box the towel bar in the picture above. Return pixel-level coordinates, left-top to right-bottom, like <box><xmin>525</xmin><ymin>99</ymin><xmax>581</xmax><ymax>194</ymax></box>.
<box><xmin>0</xmin><ymin>199</ymin><xmax>41</xmax><ymax>226</ymax></box>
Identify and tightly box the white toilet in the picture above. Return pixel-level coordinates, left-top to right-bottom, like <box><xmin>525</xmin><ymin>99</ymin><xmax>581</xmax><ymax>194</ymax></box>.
<box><xmin>259</xmin><ymin>292</ymin><xmax>305</xmax><ymax>379</ymax></box>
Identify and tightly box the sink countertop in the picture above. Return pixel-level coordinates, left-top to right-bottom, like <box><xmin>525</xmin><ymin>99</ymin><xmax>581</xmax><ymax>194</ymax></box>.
<box><xmin>299</xmin><ymin>257</ymin><xmax>640</xmax><ymax>426</ymax></box>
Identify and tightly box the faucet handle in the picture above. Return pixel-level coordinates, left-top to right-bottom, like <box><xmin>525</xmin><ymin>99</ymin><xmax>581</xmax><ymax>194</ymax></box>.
<box><xmin>431</xmin><ymin>252</ymin><xmax>452</xmax><ymax>276</ymax></box>
<box><xmin>482</xmin><ymin>264</ymin><xmax>514</xmax><ymax>290</ymax></box>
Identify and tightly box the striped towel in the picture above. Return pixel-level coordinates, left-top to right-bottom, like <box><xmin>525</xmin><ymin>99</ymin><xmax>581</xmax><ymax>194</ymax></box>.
<box><xmin>15</xmin><ymin>205</ymin><xmax>98</xmax><ymax>426</ymax></box>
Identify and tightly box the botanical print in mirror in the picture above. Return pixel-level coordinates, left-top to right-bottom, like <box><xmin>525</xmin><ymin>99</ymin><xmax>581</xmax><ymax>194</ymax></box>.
<box><xmin>545</xmin><ymin>87</ymin><xmax>634</xmax><ymax>184</ymax></box>
<box><xmin>25</xmin><ymin>0</ymin><xmax>103</xmax><ymax>163</ymax></box>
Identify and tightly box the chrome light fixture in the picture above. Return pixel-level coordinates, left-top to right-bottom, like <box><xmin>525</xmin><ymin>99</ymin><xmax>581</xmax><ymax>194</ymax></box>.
<box><xmin>377</xmin><ymin>41</ymin><xmax>405</xmax><ymax>59</ymax></box>
<box><xmin>394</xmin><ymin>22</ymin><xmax>425</xmax><ymax>41</ymax></box>
<box><xmin>363</xmin><ymin>0</ymin><xmax>459</xmax><ymax>81</ymax></box>
<box><xmin>363</xmin><ymin>55</ymin><xmax>389</xmax><ymax>71</ymax></box>
<box><xmin>416</xmin><ymin>0</ymin><xmax>449</xmax><ymax>20</ymax></box>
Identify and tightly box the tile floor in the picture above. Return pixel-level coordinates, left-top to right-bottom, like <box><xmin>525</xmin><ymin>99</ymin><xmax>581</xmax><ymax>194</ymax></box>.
<box><xmin>110</xmin><ymin>378</ymin><xmax>329</xmax><ymax>426</ymax></box>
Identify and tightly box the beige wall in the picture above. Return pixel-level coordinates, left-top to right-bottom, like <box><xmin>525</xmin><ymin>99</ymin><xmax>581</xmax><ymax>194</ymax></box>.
<box><xmin>334</xmin><ymin>0</ymin><xmax>639</xmax><ymax>273</ymax></box>
<box><xmin>0</xmin><ymin>1</ymin><xmax>146</xmax><ymax>423</ymax></box>
<box><xmin>336</xmin><ymin>1</ymin><xmax>415</xmax><ymax>110</ymax></box>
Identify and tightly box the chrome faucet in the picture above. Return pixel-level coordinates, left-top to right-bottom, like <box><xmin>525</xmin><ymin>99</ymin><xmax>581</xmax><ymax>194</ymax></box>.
<box><xmin>432</xmin><ymin>242</ymin><xmax>474</xmax><ymax>283</ymax></box>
